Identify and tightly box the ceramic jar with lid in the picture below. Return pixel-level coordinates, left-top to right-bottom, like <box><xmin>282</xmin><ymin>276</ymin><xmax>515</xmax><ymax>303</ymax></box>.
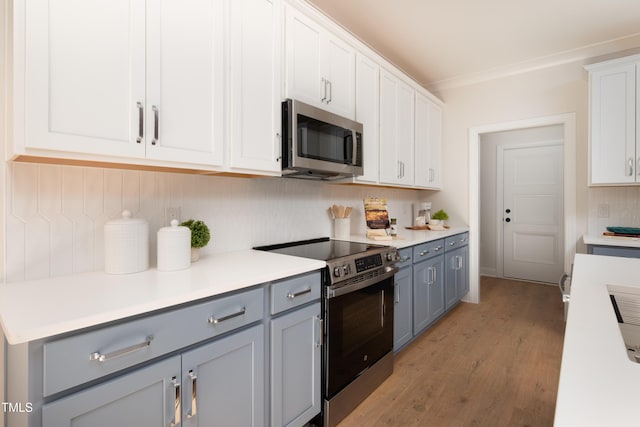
<box><xmin>104</xmin><ymin>210</ymin><xmax>149</xmax><ymax>274</ymax></box>
<box><xmin>157</xmin><ymin>219</ymin><xmax>191</xmax><ymax>272</ymax></box>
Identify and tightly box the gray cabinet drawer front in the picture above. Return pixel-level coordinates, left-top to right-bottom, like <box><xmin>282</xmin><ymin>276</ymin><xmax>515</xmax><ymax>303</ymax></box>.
<box><xmin>43</xmin><ymin>287</ymin><xmax>264</xmax><ymax>397</ymax></box>
<box><xmin>445</xmin><ymin>232</ymin><xmax>469</xmax><ymax>251</ymax></box>
<box><xmin>412</xmin><ymin>240</ymin><xmax>444</xmax><ymax>262</ymax></box>
<box><xmin>396</xmin><ymin>248</ymin><xmax>413</xmax><ymax>268</ymax></box>
<box><xmin>271</xmin><ymin>271</ymin><xmax>321</xmax><ymax>315</ymax></box>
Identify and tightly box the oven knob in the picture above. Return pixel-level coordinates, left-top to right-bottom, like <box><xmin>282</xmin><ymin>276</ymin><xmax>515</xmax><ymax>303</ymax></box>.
<box><xmin>386</xmin><ymin>252</ymin><xmax>397</xmax><ymax>262</ymax></box>
<box><xmin>342</xmin><ymin>264</ymin><xmax>351</xmax><ymax>275</ymax></box>
<box><xmin>333</xmin><ymin>266</ymin><xmax>342</xmax><ymax>278</ymax></box>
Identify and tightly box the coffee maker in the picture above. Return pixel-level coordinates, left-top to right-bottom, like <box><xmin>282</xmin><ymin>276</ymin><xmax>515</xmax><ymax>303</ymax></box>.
<box><xmin>413</xmin><ymin>202</ymin><xmax>431</xmax><ymax>226</ymax></box>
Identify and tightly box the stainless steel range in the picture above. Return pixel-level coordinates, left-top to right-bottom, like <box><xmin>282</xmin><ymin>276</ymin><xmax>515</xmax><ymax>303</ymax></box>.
<box><xmin>256</xmin><ymin>238</ymin><xmax>399</xmax><ymax>427</ymax></box>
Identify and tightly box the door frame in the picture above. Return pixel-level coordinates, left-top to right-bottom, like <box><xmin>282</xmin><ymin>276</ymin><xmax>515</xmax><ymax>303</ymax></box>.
<box><xmin>468</xmin><ymin>113</ymin><xmax>576</xmax><ymax>303</ymax></box>
<box><xmin>496</xmin><ymin>140</ymin><xmax>564</xmax><ymax>281</ymax></box>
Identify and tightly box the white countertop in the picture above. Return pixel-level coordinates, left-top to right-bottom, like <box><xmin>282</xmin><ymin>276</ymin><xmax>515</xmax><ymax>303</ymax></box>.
<box><xmin>555</xmin><ymin>254</ymin><xmax>640</xmax><ymax>426</ymax></box>
<box><xmin>583</xmin><ymin>233</ymin><xmax>640</xmax><ymax>248</ymax></box>
<box><xmin>347</xmin><ymin>226</ymin><xmax>469</xmax><ymax>249</ymax></box>
<box><xmin>0</xmin><ymin>250</ymin><xmax>326</xmax><ymax>345</ymax></box>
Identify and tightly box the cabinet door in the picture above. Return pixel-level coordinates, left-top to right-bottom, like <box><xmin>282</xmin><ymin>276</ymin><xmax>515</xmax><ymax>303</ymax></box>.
<box><xmin>379</xmin><ymin>69</ymin><xmax>414</xmax><ymax>186</ymax></box>
<box><xmin>285</xmin><ymin>7</ymin><xmax>323</xmax><ymax>108</ymax></box>
<box><xmin>590</xmin><ymin>62</ymin><xmax>637</xmax><ymax>184</ymax></box>
<box><xmin>182</xmin><ymin>324</ymin><xmax>265</xmax><ymax>427</ymax></box>
<box><xmin>355</xmin><ymin>52</ymin><xmax>380</xmax><ymax>183</ymax></box>
<box><xmin>415</xmin><ymin>93</ymin><xmax>443</xmax><ymax>189</ymax></box>
<box><xmin>393</xmin><ymin>267</ymin><xmax>413</xmax><ymax>352</ymax></box>
<box><xmin>146</xmin><ymin>0</ymin><xmax>224</xmax><ymax>166</ymax></box>
<box><xmin>271</xmin><ymin>303</ymin><xmax>321</xmax><ymax>427</ymax></box>
<box><xmin>413</xmin><ymin>255</ymin><xmax>444</xmax><ymax>334</ymax></box>
<box><xmin>445</xmin><ymin>246</ymin><xmax>469</xmax><ymax>310</ymax></box>
<box><xmin>229</xmin><ymin>0</ymin><xmax>282</xmax><ymax>173</ymax></box>
<box><xmin>25</xmin><ymin>0</ymin><xmax>146</xmax><ymax>158</ymax></box>
<box><xmin>323</xmin><ymin>35</ymin><xmax>356</xmax><ymax>119</ymax></box>
<box><xmin>42</xmin><ymin>356</ymin><xmax>180</xmax><ymax>427</ymax></box>
<box><xmin>456</xmin><ymin>245</ymin><xmax>469</xmax><ymax>299</ymax></box>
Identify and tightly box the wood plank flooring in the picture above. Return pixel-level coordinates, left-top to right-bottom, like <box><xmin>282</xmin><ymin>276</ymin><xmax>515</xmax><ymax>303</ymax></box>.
<box><xmin>338</xmin><ymin>276</ymin><xmax>565</xmax><ymax>427</ymax></box>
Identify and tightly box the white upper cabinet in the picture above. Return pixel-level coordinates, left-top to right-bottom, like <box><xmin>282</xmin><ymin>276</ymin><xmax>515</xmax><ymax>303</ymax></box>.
<box><xmin>587</xmin><ymin>56</ymin><xmax>640</xmax><ymax>185</ymax></box>
<box><xmin>22</xmin><ymin>0</ymin><xmax>224</xmax><ymax>167</ymax></box>
<box><xmin>145</xmin><ymin>0</ymin><xmax>224</xmax><ymax>166</ymax></box>
<box><xmin>285</xmin><ymin>5</ymin><xmax>356</xmax><ymax>119</ymax></box>
<box><xmin>355</xmin><ymin>52</ymin><xmax>380</xmax><ymax>184</ymax></box>
<box><xmin>228</xmin><ymin>0</ymin><xmax>282</xmax><ymax>173</ymax></box>
<box><xmin>379</xmin><ymin>68</ymin><xmax>415</xmax><ymax>186</ymax></box>
<box><xmin>24</xmin><ymin>0</ymin><xmax>146</xmax><ymax>159</ymax></box>
<box><xmin>415</xmin><ymin>92</ymin><xmax>442</xmax><ymax>189</ymax></box>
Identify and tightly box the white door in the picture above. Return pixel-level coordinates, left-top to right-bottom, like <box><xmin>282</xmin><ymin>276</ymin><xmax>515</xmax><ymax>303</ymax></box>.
<box><xmin>502</xmin><ymin>143</ymin><xmax>564</xmax><ymax>284</ymax></box>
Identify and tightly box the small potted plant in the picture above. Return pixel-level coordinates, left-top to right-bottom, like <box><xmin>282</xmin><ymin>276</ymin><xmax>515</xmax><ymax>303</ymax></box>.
<box><xmin>430</xmin><ymin>209</ymin><xmax>449</xmax><ymax>226</ymax></box>
<box><xmin>180</xmin><ymin>219</ymin><xmax>211</xmax><ymax>262</ymax></box>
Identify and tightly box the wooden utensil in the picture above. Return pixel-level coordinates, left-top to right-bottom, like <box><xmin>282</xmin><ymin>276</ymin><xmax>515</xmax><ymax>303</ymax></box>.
<box><xmin>337</xmin><ymin>205</ymin><xmax>345</xmax><ymax>218</ymax></box>
<box><xmin>344</xmin><ymin>206</ymin><xmax>352</xmax><ymax>218</ymax></box>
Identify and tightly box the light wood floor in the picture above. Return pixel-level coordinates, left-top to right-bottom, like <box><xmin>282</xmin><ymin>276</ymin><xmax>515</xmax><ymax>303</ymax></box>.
<box><xmin>338</xmin><ymin>276</ymin><xmax>565</xmax><ymax>427</ymax></box>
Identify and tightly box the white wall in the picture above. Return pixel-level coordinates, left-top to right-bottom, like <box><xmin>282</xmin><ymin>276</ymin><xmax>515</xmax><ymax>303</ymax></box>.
<box><xmin>479</xmin><ymin>125</ymin><xmax>563</xmax><ymax>276</ymax></box>
<box><xmin>430</xmin><ymin>60</ymin><xmax>590</xmax><ymax>259</ymax></box>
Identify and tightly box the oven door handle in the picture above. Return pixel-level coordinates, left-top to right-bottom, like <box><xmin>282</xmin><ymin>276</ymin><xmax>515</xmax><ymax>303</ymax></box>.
<box><xmin>326</xmin><ymin>266</ymin><xmax>399</xmax><ymax>299</ymax></box>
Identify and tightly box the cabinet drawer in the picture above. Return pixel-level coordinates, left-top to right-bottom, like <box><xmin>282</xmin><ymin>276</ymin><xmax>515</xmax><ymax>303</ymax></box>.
<box><xmin>396</xmin><ymin>248</ymin><xmax>413</xmax><ymax>268</ymax></box>
<box><xmin>43</xmin><ymin>287</ymin><xmax>264</xmax><ymax>397</ymax></box>
<box><xmin>271</xmin><ymin>271</ymin><xmax>321</xmax><ymax>315</ymax></box>
<box><xmin>412</xmin><ymin>239</ymin><xmax>444</xmax><ymax>262</ymax></box>
<box><xmin>445</xmin><ymin>233</ymin><xmax>469</xmax><ymax>251</ymax></box>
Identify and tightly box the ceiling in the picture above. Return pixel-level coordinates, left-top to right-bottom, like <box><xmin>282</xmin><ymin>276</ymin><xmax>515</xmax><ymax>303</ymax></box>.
<box><xmin>306</xmin><ymin>0</ymin><xmax>640</xmax><ymax>91</ymax></box>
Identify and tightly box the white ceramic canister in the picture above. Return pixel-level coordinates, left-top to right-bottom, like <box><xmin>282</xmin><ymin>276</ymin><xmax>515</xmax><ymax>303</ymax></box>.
<box><xmin>104</xmin><ymin>210</ymin><xmax>149</xmax><ymax>274</ymax></box>
<box><xmin>157</xmin><ymin>219</ymin><xmax>191</xmax><ymax>272</ymax></box>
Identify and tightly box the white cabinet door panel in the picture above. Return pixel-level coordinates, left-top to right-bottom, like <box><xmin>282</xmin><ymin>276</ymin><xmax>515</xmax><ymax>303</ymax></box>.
<box><xmin>286</xmin><ymin>9</ymin><xmax>323</xmax><ymax>107</ymax></box>
<box><xmin>324</xmin><ymin>36</ymin><xmax>355</xmax><ymax>119</ymax></box>
<box><xmin>146</xmin><ymin>0</ymin><xmax>224</xmax><ymax>165</ymax></box>
<box><xmin>25</xmin><ymin>0</ymin><xmax>145</xmax><ymax>158</ymax></box>
<box><xmin>355</xmin><ymin>52</ymin><xmax>379</xmax><ymax>183</ymax></box>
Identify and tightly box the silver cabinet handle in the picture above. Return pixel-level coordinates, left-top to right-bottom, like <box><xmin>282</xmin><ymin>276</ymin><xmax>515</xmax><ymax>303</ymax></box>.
<box><xmin>136</xmin><ymin>102</ymin><xmax>144</xmax><ymax>143</ymax></box>
<box><xmin>628</xmin><ymin>158</ymin><xmax>634</xmax><ymax>176</ymax></box>
<box><xmin>458</xmin><ymin>255</ymin><xmax>463</xmax><ymax>270</ymax></box>
<box><xmin>434</xmin><ymin>245</ymin><xmax>442</xmax><ymax>252</ymax></box>
<box><xmin>395</xmin><ymin>283</ymin><xmax>400</xmax><ymax>304</ymax></box>
<box><xmin>187</xmin><ymin>370</ymin><xmax>197</xmax><ymax>419</ymax></box>
<box><xmin>208</xmin><ymin>307</ymin><xmax>246</xmax><ymax>324</ymax></box>
<box><xmin>420</xmin><ymin>249</ymin><xmax>429</xmax><ymax>256</ymax></box>
<box><xmin>400</xmin><ymin>256</ymin><xmax>411</xmax><ymax>262</ymax></box>
<box><xmin>315</xmin><ymin>316</ymin><xmax>323</xmax><ymax>348</ymax></box>
<box><xmin>427</xmin><ymin>266</ymin><xmax>434</xmax><ymax>285</ymax></box>
<box><xmin>449</xmin><ymin>241</ymin><xmax>456</xmax><ymax>247</ymax></box>
<box><xmin>637</xmin><ymin>157</ymin><xmax>640</xmax><ymax>176</ymax></box>
<box><xmin>152</xmin><ymin>105</ymin><xmax>159</xmax><ymax>145</ymax></box>
<box><xmin>89</xmin><ymin>335</ymin><xmax>153</xmax><ymax>362</ymax></box>
<box><xmin>170</xmin><ymin>376</ymin><xmax>181</xmax><ymax>427</ymax></box>
<box><xmin>321</xmin><ymin>78</ymin><xmax>327</xmax><ymax>102</ymax></box>
<box><xmin>327</xmin><ymin>80</ymin><xmax>332</xmax><ymax>103</ymax></box>
<box><xmin>287</xmin><ymin>288</ymin><xmax>312</xmax><ymax>299</ymax></box>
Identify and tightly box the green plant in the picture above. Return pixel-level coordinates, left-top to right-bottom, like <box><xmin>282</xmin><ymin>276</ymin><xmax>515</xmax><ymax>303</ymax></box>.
<box><xmin>432</xmin><ymin>209</ymin><xmax>449</xmax><ymax>221</ymax></box>
<box><xmin>180</xmin><ymin>219</ymin><xmax>211</xmax><ymax>248</ymax></box>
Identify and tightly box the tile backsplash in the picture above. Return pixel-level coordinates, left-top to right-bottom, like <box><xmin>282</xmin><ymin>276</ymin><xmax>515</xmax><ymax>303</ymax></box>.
<box><xmin>588</xmin><ymin>186</ymin><xmax>640</xmax><ymax>234</ymax></box>
<box><xmin>5</xmin><ymin>162</ymin><xmax>430</xmax><ymax>283</ymax></box>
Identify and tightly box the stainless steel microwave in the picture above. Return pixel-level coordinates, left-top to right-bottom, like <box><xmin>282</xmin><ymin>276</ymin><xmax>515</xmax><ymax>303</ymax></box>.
<box><xmin>281</xmin><ymin>99</ymin><xmax>363</xmax><ymax>180</ymax></box>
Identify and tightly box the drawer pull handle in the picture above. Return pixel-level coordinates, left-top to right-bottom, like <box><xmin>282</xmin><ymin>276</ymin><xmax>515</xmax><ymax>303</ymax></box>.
<box><xmin>170</xmin><ymin>376</ymin><xmax>181</xmax><ymax>426</ymax></box>
<box><xmin>287</xmin><ymin>288</ymin><xmax>312</xmax><ymax>299</ymax></box>
<box><xmin>449</xmin><ymin>241</ymin><xmax>456</xmax><ymax>246</ymax></box>
<box><xmin>187</xmin><ymin>370</ymin><xmax>197</xmax><ymax>419</ymax></box>
<box><xmin>208</xmin><ymin>307</ymin><xmax>246</xmax><ymax>324</ymax></box>
<box><xmin>420</xmin><ymin>250</ymin><xmax>429</xmax><ymax>256</ymax></box>
<box><xmin>89</xmin><ymin>335</ymin><xmax>153</xmax><ymax>362</ymax></box>
<box><xmin>400</xmin><ymin>256</ymin><xmax>411</xmax><ymax>262</ymax></box>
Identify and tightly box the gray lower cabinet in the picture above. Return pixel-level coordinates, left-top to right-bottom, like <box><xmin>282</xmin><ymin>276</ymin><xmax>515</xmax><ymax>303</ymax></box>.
<box><xmin>42</xmin><ymin>355</ymin><xmax>180</xmax><ymax>427</ymax></box>
<box><xmin>270</xmin><ymin>302</ymin><xmax>321</xmax><ymax>427</ymax></box>
<box><xmin>393</xmin><ymin>264</ymin><xmax>413</xmax><ymax>352</ymax></box>
<box><xmin>42</xmin><ymin>324</ymin><xmax>265</xmax><ymax>427</ymax></box>
<box><xmin>413</xmin><ymin>250</ymin><xmax>445</xmax><ymax>335</ymax></box>
<box><xmin>587</xmin><ymin>244</ymin><xmax>640</xmax><ymax>258</ymax></box>
<box><xmin>445</xmin><ymin>246</ymin><xmax>469</xmax><ymax>310</ymax></box>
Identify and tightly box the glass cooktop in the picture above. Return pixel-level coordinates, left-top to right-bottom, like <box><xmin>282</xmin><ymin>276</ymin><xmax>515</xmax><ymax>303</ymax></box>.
<box><xmin>255</xmin><ymin>237</ymin><xmax>386</xmax><ymax>261</ymax></box>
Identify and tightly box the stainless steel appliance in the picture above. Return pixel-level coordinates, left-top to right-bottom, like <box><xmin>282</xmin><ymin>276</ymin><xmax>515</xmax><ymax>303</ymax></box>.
<box><xmin>255</xmin><ymin>238</ymin><xmax>398</xmax><ymax>427</ymax></box>
<box><xmin>281</xmin><ymin>99</ymin><xmax>364</xmax><ymax>180</ymax></box>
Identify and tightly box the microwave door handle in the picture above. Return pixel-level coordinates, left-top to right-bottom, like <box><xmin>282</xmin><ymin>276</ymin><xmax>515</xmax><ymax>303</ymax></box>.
<box><xmin>351</xmin><ymin>131</ymin><xmax>357</xmax><ymax>165</ymax></box>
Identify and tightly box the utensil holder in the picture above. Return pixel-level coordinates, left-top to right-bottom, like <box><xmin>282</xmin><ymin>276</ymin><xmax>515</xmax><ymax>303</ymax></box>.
<box><xmin>334</xmin><ymin>218</ymin><xmax>350</xmax><ymax>240</ymax></box>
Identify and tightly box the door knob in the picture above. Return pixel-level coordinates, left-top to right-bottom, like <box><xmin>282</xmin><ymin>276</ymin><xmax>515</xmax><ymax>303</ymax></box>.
<box><xmin>505</xmin><ymin>208</ymin><xmax>511</xmax><ymax>214</ymax></box>
<box><xmin>505</xmin><ymin>218</ymin><xmax>511</xmax><ymax>223</ymax></box>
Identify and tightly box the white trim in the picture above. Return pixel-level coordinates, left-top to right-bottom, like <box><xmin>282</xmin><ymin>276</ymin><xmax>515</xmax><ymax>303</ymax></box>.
<box><xmin>468</xmin><ymin>113</ymin><xmax>576</xmax><ymax>304</ymax></box>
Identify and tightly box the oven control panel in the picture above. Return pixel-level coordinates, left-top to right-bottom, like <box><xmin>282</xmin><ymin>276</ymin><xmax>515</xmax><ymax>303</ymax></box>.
<box><xmin>327</xmin><ymin>247</ymin><xmax>398</xmax><ymax>283</ymax></box>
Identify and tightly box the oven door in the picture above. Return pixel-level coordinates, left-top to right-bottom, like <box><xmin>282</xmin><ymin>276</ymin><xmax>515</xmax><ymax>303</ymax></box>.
<box><xmin>324</xmin><ymin>271</ymin><xmax>395</xmax><ymax>398</ymax></box>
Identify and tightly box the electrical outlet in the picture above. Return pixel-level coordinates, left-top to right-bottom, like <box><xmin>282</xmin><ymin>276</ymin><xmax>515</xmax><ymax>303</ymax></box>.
<box><xmin>165</xmin><ymin>207</ymin><xmax>181</xmax><ymax>225</ymax></box>
<box><xmin>597</xmin><ymin>203</ymin><xmax>609</xmax><ymax>219</ymax></box>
